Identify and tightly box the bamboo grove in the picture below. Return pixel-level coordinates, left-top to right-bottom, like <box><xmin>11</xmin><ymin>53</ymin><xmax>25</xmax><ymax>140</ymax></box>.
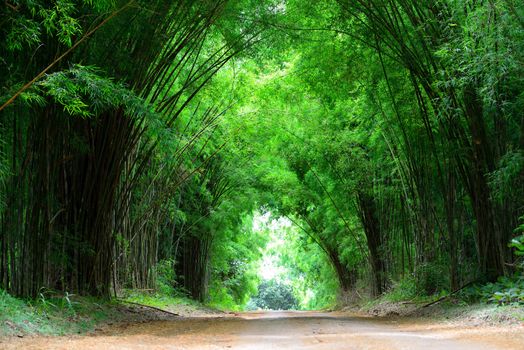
<box><xmin>0</xmin><ymin>0</ymin><xmax>261</xmax><ymax>299</ymax></box>
<box><xmin>1</xmin><ymin>0</ymin><xmax>523</xmax><ymax>306</ymax></box>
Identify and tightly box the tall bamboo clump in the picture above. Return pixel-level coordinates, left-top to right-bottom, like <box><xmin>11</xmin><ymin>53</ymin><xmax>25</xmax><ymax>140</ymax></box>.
<box><xmin>0</xmin><ymin>0</ymin><xmax>255</xmax><ymax>297</ymax></box>
<box><xmin>337</xmin><ymin>0</ymin><xmax>524</xmax><ymax>285</ymax></box>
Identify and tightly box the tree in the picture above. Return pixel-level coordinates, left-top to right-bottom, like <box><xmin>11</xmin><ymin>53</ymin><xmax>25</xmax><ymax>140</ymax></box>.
<box><xmin>250</xmin><ymin>279</ymin><xmax>299</xmax><ymax>310</ymax></box>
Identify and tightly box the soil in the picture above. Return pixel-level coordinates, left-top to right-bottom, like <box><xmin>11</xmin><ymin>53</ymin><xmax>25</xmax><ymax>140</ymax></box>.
<box><xmin>358</xmin><ymin>298</ymin><xmax>524</xmax><ymax>326</ymax></box>
<box><xmin>1</xmin><ymin>309</ymin><xmax>522</xmax><ymax>349</ymax></box>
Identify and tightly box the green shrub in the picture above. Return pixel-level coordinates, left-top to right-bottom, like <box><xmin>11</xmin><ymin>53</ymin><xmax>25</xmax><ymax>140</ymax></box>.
<box><xmin>415</xmin><ymin>261</ymin><xmax>449</xmax><ymax>296</ymax></box>
<box><xmin>461</xmin><ymin>276</ymin><xmax>524</xmax><ymax>305</ymax></box>
<box><xmin>208</xmin><ymin>284</ymin><xmax>240</xmax><ymax>311</ymax></box>
<box><xmin>249</xmin><ymin>279</ymin><xmax>299</xmax><ymax>310</ymax></box>
<box><xmin>488</xmin><ymin>279</ymin><xmax>524</xmax><ymax>305</ymax></box>
<box><xmin>1</xmin><ymin>289</ymin><xmax>116</xmax><ymax>336</ymax></box>
<box><xmin>460</xmin><ymin>226</ymin><xmax>524</xmax><ymax>306</ymax></box>
<box><xmin>155</xmin><ymin>259</ymin><xmax>178</xmax><ymax>296</ymax></box>
<box><xmin>383</xmin><ymin>275</ymin><xmax>419</xmax><ymax>302</ymax></box>
<box><xmin>485</xmin><ymin>220</ymin><xmax>524</xmax><ymax>305</ymax></box>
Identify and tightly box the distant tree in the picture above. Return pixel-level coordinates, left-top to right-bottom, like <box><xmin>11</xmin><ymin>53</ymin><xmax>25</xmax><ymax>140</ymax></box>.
<box><xmin>250</xmin><ymin>279</ymin><xmax>299</xmax><ymax>310</ymax></box>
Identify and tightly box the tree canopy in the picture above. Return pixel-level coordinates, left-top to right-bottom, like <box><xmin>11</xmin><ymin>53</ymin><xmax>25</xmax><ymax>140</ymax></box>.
<box><xmin>1</xmin><ymin>0</ymin><xmax>523</xmax><ymax>308</ymax></box>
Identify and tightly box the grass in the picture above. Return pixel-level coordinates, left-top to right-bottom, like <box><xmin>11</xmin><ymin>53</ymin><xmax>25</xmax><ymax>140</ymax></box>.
<box><xmin>1</xmin><ymin>286</ymin><xmax>222</xmax><ymax>338</ymax></box>
<box><xmin>1</xmin><ymin>287</ymin><xmax>213</xmax><ymax>338</ymax></box>
<box><xmin>122</xmin><ymin>289</ymin><xmax>200</xmax><ymax>310</ymax></box>
<box><xmin>1</xmin><ymin>284</ymin><xmax>221</xmax><ymax>338</ymax></box>
<box><xmin>0</xmin><ymin>289</ymin><xmax>119</xmax><ymax>337</ymax></box>
<box><xmin>355</xmin><ymin>276</ymin><xmax>524</xmax><ymax>325</ymax></box>
<box><xmin>359</xmin><ymin>277</ymin><xmax>436</xmax><ymax>311</ymax></box>
<box><xmin>0</xmin><ymin>275</ymin><xmax>222</xmax><ymax>338</ymax></box>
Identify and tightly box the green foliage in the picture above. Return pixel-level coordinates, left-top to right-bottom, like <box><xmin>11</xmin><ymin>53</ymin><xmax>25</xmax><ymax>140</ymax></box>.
<box><xmin>414</xmin><ymin>260</ymin><xmax>450</xmax><ymax>296</ymax></box>
<box><xmin>208</xmin><ymin>211</ymin><xmax>268</xmax><ymax>310</ymax></box>
<box><xmin>33</xmin><ymin>65</ymin><xmax>157</xmax><ymax>120</ymax></box>
<box><xmin>123</xmin><ymin>290</ymin><xmax>199</xmax><ymax>311</ymax></box>
<box><xmin>510</xmin><ymin>235</ymin><xmax>524</xmax><ymax>261</ymax></box>
<box><xmin>5</xmin><ymin>16</ymin><xmax>42</xmax><ymax>51</ymax></box>
<box><xmin>278</xmin><ymin>226</ymin><xmax>339</xmax><ymax>310</ymax></box>
<box><xmin>511</xmin><ymin>216</ymin><xmax>524</xmax><ymax>266</ymax></box>
<box><xmin>38</xmin><ymin>0</ymin><xmax>82</xmax><ymax>47</ymax></box>
<box><xmin>154</xmin><ymin>259</ymin><xmax>178</xmax><ymax>296</ymax></box>
<box><xmin>461</xmin><ymin>227</ymin><xmax>524</xmax><ymax>306</ymax></box>
<box><xmin>461</xmin><ymin>277</ymin><xmax>524</xmax><ymax>306</ymax></box>
<box><xmin>488</xmin><ymin>278</ymin><xmax>524</xmax><ymax>306</ymax></box>
<box><xmin>245</xmin><ymin>213</ymin><xmax>339</xmax><ymax>310</ymax></box>
<box><xmin>2</xmin><ymin>0</ymin><xmax>110</xmax><ymax>51</ymax></box>
<box><xmin>0</xmin><ymin>289</ymin><xmax>117</xmax><ymax>336</ymax></box>
<box><xmin>489</xmin><ymin>152</ymin><xmax>524</xmax><ymax>202</ymax></box>
<box><xmin>248</xmin><ymin>279</ymin><xmax>299</xmax><ymax>311</ymax></box>
<box><xmin>382</xmin><ymin>276</ymin><xmax>419</xmax><ymax>302</ymax></box>
<box><xmin>1</xmin><ymin>0</ymin><xmax>523</xmax><ymax>311</ymax></box>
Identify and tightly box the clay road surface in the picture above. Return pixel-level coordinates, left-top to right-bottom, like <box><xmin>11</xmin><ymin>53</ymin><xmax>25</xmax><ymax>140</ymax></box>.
<box><xmin>2</xmin><ymin>311</ymin><xmax>523</xmax><ymax>349</ymax></box>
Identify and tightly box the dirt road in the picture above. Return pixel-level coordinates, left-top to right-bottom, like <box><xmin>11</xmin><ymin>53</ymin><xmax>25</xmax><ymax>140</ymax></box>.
<box><xmin>2</xmin><ymin>311</ymin><xmax>523</xmax><ymax>349</ymax></box>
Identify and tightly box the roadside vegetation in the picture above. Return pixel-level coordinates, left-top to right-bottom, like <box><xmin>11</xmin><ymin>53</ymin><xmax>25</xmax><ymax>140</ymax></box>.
<box><xmin>0</xmin><ymin>289</ymin><xmax>120</xmax><ymax>337</ymax></box>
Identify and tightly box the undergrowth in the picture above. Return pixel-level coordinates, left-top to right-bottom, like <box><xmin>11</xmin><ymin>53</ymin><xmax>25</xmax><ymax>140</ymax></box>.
<box><xmin>121</xmin><ymin>289</ymin><xmax>199</xmax><ymax>310</ymax></box>
<box><xmin>120</xmin><ymin>259</ymin><xmax>211</xmax><ymax>312</ymax></box>
<box><xmin>377</xmin><ymin>230</ymin><xmax>524</xmax><ymax>307</ymax></box>
<box><xmin>461</xmin><ymin>231</ymin><xmax>524</xmax><ymax>306</ymax></box>
<box><xmin>0</xmin><ymin>289</ymin><xmax>115</xmax><ymax>336</ymax></box>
